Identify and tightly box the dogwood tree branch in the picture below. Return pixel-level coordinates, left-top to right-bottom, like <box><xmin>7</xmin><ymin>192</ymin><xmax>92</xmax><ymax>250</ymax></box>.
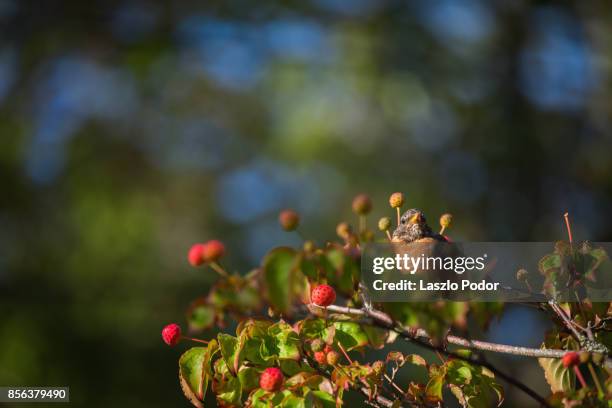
<box><xmin>310</xmin><ymin>303</ymin><xmax>553</xmax><ymax>407</ymax></box>
<box><xmin>312</xmin><ymin>304</ymin><xmax>612</xmax><ymax>368</ymax></box>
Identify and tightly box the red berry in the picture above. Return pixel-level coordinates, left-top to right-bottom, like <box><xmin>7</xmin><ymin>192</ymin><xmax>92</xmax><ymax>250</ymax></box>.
<box><xmin>201</xmin><ymin>240</ymin><xmax>225</xmax><ymax>263</ymax></box>
<box><xmin>562</xmin><ymin>352</ymin><xmax>580</xmax><ymax>368</ymax></box>
<box><xmin>324</xmin><ymin>345</ymin><xmax>333</xmax><ymax>354</ymax></box>
<box><xmin>259</xmin><ymin>367</ymin><xmax>283</xmax><ymax>392</ymax></box>
<box><xmin>311</xmin><ymin>284</ymin><xmax>336</xmax><ymax>307</ymax></box>
<box><xmin>188</xmin><ymin>244</ymin><xmax>205</xmax><ymax>266</ymax></box>
<box><xmin>314</xmin><ymin>351</ymin><xmax>327</xmax><ymax>365</ymax></box>
<box><xmin>162</xmin><ymin>323</ymin><xmax>182</xmax><ymax>346</ymax></box>
<box><xmin>279</xmin><ymin>209</ymin><xmax>300</xmax><ymax>231</ymax></box>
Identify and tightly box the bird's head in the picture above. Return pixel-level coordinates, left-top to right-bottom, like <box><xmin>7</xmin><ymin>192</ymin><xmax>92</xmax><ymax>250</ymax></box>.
<box><xmin>392</xmin><ymin>208</ymin><xmax>433</xmax><ymax>243</ymax></box>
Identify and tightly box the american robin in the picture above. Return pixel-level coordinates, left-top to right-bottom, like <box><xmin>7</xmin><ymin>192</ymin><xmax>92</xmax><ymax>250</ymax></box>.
<box><xmin>391</xmin><ymin>209</ymin><xmax>447</xmax><ymax>243</ymax></box>
<box><xmin>390</xmin><ymin>209</ymin><xmax>458</xmax><ymax>295</ymax></box>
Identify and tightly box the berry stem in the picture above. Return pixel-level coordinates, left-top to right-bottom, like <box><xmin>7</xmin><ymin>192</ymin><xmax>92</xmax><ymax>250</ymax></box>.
<box><xmin>295</xmin><ymin>228</ymin><xmax>308</xmax><ymax>243</ymax></box>
<box><xmin>182</xmin><ymin>336</ymin><xmax>209</xmax><ymax>345</ymax></box>
<box><xmin>587</xmin><ymin>363</ymin><xmax>604</xmax><ymax>395</ymax></box>
<box><xmin>359</xmin><ymin>215</ymin><xmax>366</xmax><ymax>233</ymax></box>
<box><xmin>564</xmin><ymin>212</ymin><xmax>573</xmax><ymax>244</ymax></box>
<box><xmin>439</xmin><ymin>225</ymin><xmax>446</xmax><ymax>235</ymax></box>
<box><xmin>337</xmin><ymin>342</ymin><xmax>353</xmax><ymax>365</ymax></box>
<box><xmin>573</xmin><ymin>366</ymin><xmax>587</xmax><ymax>388</ymax></box>
<box><xmin>383</xmin><ymin>374</ymin><xmax>405</xmax><ymax>397</ymax></box>
<box><xmin>209</xmin><ymin>261</ymin><xmax>229</xmax><ymax>278</ymax></box>
<box><xmin>396</xmin><ymin>208</ymin><xmax>400</xmax><ymax>227</ymax></box>
<box><xmin>385</xmin><ymin>230</ymin><xmax>392</xmax><ymax>241</ymax></box>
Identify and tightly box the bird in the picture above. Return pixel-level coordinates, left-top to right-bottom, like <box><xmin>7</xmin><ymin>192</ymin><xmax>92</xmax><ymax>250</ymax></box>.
<box><xmin>389</xmin><ymin>209</ymin><xmax>459</xmax><ymax>298</ymax></box>
<box><xmin>391</xmin><ymin>209</ymin><xmax>448</xmax><ymax>243</ymax></box>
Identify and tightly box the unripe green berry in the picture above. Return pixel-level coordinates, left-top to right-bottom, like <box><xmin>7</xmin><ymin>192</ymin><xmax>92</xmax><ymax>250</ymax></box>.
<box><xmin>579</xmin><ymin>352</ymin><xmax>591</xmax><ymax>364</ymax></box>
<box><xmin>311</xmin><ymin>339</ymin><xmax>324</xmax><ymax>352</ymax></box>
<box><xmin>439</xmin><ymin>213</ymin><xmax>452</xmax><ymax>229</ymax></box>
<box><xmin>378</xmin><ymin>217</ymin><xmax>391</xmax><ymax>231</ymax></box>
<box><xmin>326</xmin><ymin>351</ymin><xmax>340</xmax><ymax>365</ymax></box>
<box><xmin>303</xmin><ymin>240</ymin><xmax>316</xmax><ymax>253</ymax></box>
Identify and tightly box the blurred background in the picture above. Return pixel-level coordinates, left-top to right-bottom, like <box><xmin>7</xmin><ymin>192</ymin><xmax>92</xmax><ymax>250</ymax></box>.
<box><xmin>1</xmin><ymin>0</ymin><xmax>612</xmax><ymax>406</ymax></box>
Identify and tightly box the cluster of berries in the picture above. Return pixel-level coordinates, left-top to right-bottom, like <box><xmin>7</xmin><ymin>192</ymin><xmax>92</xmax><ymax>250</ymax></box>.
<box><xmin>188</xmin><ymin>240</ymin><xmax>225</xmax><ymax>266</ymax></box>
<box><xmin>309</xmin><ymin>339</ymin><xmax>340</xmax><ymax>367</ymax></box>
<box><xmin>561</xmin><ymin>351</ymin><xmax>603</xmax><ymax>368</ymax></box>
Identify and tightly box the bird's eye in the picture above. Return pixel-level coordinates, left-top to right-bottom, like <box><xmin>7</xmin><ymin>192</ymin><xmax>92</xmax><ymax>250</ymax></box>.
<box><xmin>401</xmin><ymin>219</ymin><xmax>406</xmax><ymax>224</ymax></box>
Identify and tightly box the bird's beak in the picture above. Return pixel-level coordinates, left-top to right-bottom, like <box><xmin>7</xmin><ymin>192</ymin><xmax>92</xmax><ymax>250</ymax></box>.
<box><xmin>409</xmin><ymin>212</ymin><xmax>423</xmax><ymax>224</ymax></box>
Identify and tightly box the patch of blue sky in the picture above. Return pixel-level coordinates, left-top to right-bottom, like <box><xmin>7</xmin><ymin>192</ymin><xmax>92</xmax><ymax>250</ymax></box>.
<box><xmin>25</xmin><ymin>56</ymin><xmax>137</xmax><ymax>184</ymax></box>
<box><xmin>215</xmin><ymin>159</ymin><xmax>323</xmax><ymax>224</ymax></box>
<box><xmin>520</xmin><ymin>8</ymin><xmax>595</xmax><ymax>112</ymax></box>
<box><xmin>416</xmin><ymin>0</ymin><xmax>494</xmax><ymax>46</ymax></box>
<box><xmin>177</xmin><ymin>16</ymin><xmax>266</xmax><ymax>90</ymax></box>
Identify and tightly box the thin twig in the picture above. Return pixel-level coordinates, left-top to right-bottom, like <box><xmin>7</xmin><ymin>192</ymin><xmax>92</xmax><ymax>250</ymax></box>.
<box><xmin>336</xmin><ymin>342</ymin><xmax>353</xmax><ymax>364</ymax></box>
<box><xmin>384</xmin><ymin>373</ymin><xmax>406</xmax><ymax>397</ymax></box>
<box><xmin>587</xmin><ymin>363</ymin><xmax>604</xmax><ymax>395</ymax></box>
<box><xmin>564</xmin><ymin>212</ymin><xmax>573</xmax><ymax>244</ymax></box>
<box><xmin>209</xmin><ymin>262</ymin><xmax>229</xmax><ymax>278</ymax></box>
<box><xmin>359</xmin><ymin>386</ymin><xmax>398</xmax><ymax>408</ymax></box>
<box><xmin>548</xmin><ymin>300</ymin><xmax>584</xmax><ymax>341</ymax></box>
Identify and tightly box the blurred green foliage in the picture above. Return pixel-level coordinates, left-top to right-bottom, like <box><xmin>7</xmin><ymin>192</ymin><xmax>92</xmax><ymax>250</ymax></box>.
<box><xmin>1</xmin><ymin>0</ymin><xmax>612</xmax><ymax>406</ymax></box>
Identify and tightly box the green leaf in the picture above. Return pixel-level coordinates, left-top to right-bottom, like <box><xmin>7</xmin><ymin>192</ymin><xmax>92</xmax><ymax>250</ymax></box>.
<box><xmin>405</xmin><ymin>354</ymin><xmax>428</xmax><ymax>367</ymax></box>
<box><xmin>299</xmin><ymin>256</ymin><xmax>318</xmax><ymax>280</ymax></box>
<box><xmin>242</xmin><ymin>338</ymin><xmax>269</xmax><ymax>366</ymax></box>
<box><xmin>269</xmin><ymin>322</ymin><xmax>301</xmax><ymax>360</ymax></box>
<box><xmin>386</xmin><ymin>352</ymin><xmax>427</xmax><ymax>370</ymax></box>
<box><xmin>218</xmin><ymin>333</ymin><xmax>242</xmax><ymax>374</ymax></box>
<box><xmin>179</xmin><ymin>341</ymin><xmax>218</xmax><ymax>407</ymax></box>
<box><xmin>329</xmin><ymin>322</ymin><xmax>369</xmax><ymax>351</ymax></box>
<box><xmin>215</xmin><ymin>373</ymin><xmax>242</xmax><ymax>406</ymax></box>
<box><xmin>296</xmin><ymin>318</ymin><xmax>334</xmax><ymax>345</ymax></box>
<box><xmin>362</xmin><ymin>325</ymin><xmax>391</xmax><ymax>349</ymax></box>
<box><xmin>187</xmin><ymin>303</ymin><xmax>215</xmax><ymax>331</ymax></box>
<box><xmin>447</xmin><ymin>363</ymin><xmax>472</xmax><ymax>385</ymax></box>
<box><xmin>539</xmin><ymin>253</ymin><xmax>561</xmax><ymax>275</ymax></box>
<box><xmin>281</xmin><ymin>360</ymin><xmax>314</xmax><ymax>376</ymax></box>
<box><xmin>263</xmin><ymin>247</ymin><xmax>298</xmax><ymax>314</ymax></box>
<box><xmin>281</xmin><ymin>395</ymin><xmax>306</xmax><ymax>408</ymax></box>
<box><xmin>539</xmin><ymin>356</ymin><xmax>575</xmax><ymax>393</ymax></box>
<box><xmin>310</xmin><ymin>390</ymin><xmax>336</xmax><ymax>408</ymax></box>
<box><xmin>445</xmin><ymin>361</ymin><xmax>504</xmax><ymax>408</ymax></box>
<box><xmin>238</xmin><ymin>366</ymin><xmax>261</xmax><ymax>393</ymax></box>
<box><xmin>425</xmin><ymin>373</ymin><xmax>444</xmax><ymax>403</ymax></box>
<box><xmin>324</xmin><ymin>248</ymin><xmax>359</xmax><ymax>295</ymax></box>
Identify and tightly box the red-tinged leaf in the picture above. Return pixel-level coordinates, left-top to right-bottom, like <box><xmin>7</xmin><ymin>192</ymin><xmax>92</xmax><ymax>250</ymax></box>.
<box><xmin>179</xmin><ymin>341</ymin><xmax>219</xmax><ymax>407</ymax></box>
